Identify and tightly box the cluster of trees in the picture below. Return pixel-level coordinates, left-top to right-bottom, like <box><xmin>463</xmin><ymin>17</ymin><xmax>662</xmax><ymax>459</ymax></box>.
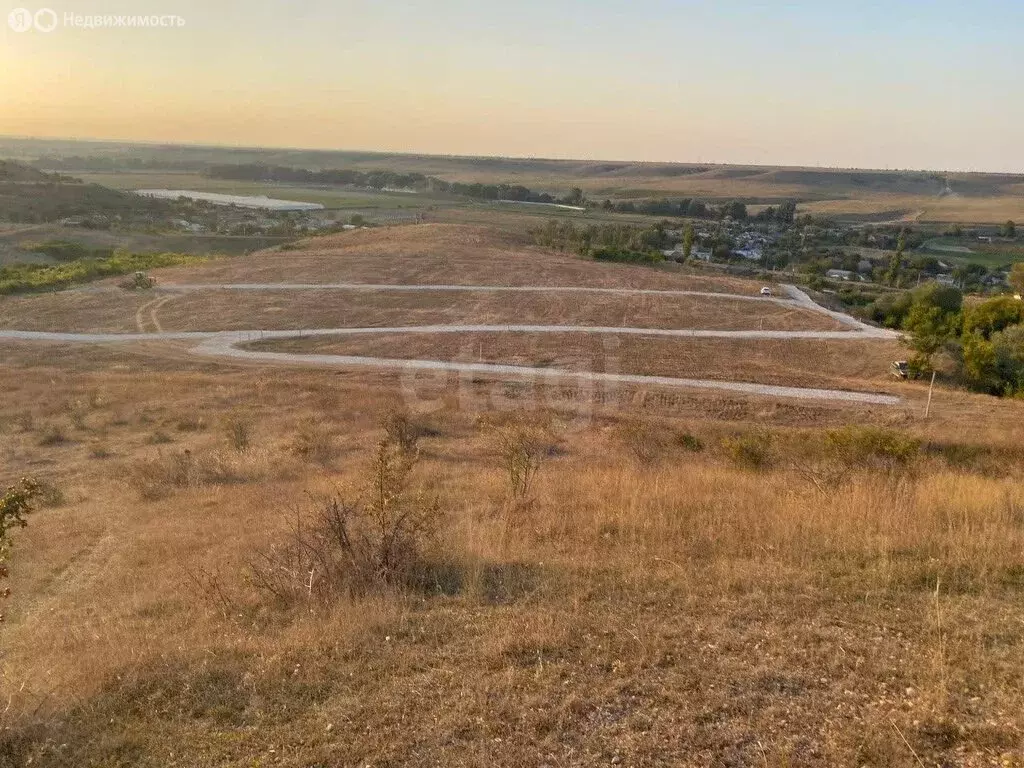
<box><xmin>600</xmin><ymin>198</ymin><xmax>711</xmax><ymax>218</ymax></box>
<box><xmin>752</xmin><ymin>201</ymin><xmax>798</xmax><ymax>224</ymax></box>
<box><xmin>530</xmin><ymin>219</ymin><xmax>670</xmax><ymax>262</ymax></box>
<box><xmin>881</xmin><ymin>267</ymin><xmax>1024</xmax><ymax>396</ymax></box>
<box><xmin>595</xmin><ymin>198</ymin><xmax>796</xmax><ymax>224</ymax></box>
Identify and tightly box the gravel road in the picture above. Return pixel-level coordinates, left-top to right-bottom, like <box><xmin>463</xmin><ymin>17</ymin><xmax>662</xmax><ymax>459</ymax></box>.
<box><xmin>0</xmin><ymin>282</ymin><xmax>901</xmax><ymax>404</ymax></box>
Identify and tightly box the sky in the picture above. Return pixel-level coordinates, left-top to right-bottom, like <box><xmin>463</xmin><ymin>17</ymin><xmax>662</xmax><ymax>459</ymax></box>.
<box><xmin>1</xmin><ymin>0</ymin><xmax>1023</xmax><ymax>171</ymax></box>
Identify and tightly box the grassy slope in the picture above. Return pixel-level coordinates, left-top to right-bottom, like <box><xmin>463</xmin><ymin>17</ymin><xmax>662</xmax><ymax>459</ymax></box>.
<box><xmin>0</xmin><ymin>223</ymin><xmax>1022</xmax><ymax>766</ymax></box>
<box><xmin>0</xmin><ymin>349</ymin><xmax>1022</xmax><ymax>767</ymax></box>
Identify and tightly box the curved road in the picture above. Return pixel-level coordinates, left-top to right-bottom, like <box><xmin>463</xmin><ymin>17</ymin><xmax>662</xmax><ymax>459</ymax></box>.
<box><xmin>0</xmin><ymin>282</ymin><xmax>902</xmax><ymax>405</ymax></box>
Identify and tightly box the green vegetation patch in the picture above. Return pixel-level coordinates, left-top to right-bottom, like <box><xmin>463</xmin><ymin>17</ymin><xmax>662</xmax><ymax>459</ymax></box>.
<box><xmin>0</xmin><ymin>251</ymin><xmax>207</xmax><ymax>295</ymax></box>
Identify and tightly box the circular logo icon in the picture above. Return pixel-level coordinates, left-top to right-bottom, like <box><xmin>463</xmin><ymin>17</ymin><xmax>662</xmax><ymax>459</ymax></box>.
<box><xmin>7</xmin><ymin>8</ymin><xmax>33</xmax><ymax>32</ymax></box>
<box><xmin>33</xmin><ymin>8</ymin><xmax>58</xmax><ymax>32</ymax></box>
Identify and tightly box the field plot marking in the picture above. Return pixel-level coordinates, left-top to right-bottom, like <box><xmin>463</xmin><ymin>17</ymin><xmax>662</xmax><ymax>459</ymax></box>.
<box><xmin>0</xmin><ymin>282</ymin><xmax>902</xmax><ymax>405</ymax></box>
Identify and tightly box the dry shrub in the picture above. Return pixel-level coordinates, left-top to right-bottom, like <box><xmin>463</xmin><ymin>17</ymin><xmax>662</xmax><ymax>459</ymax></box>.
<box><xmin>290</xmin><ymin>418</ymin><xmax>339</xmax><ymax>466</ymax></box>
<box><xmin>36</xmin><ymin>422</ymin><xmax>68</xmax><ymax>447</ymax></box>
<box><xmin>617</xmin><ymin>420</ymin><xmax>671</xmax><ymax>464</ymax></box>
<box><xmin>127</xmin><ymin>448</ymin><xmax>283</xmax><ymax>501</ymax></box>
<box><xmin>381</xmin><ymin>409</ymin><xmax>423</xmax><ymax>457</ymax></box>
<box><xmin>223</xmin><ymin>414</ymin><xmax>253</xmax><ymax>453</ymax></box>
<box><xmin>147</xmin><ymin>429</ymin><xmax>174</xmax><ymax>445</ymax></box>
<box><xmin>175</xmin><ymin>414</ymin><xmax>207</xmax><ymax>432</ymax></box>
<box><xmin>492</xmin><ymin>422</ymin><xmax>551</xmax><ymax>500</ymax></box>
<box><xmin>616</xmin><ymin>420</ymin><xmax>703</xmax><ymax>464</ymax></box>
<box><xmin>88</xmin><ymin>442</ymin><xmax>113</xmax><ymax>460</ymax></box>
<box><xmin>249</xmin><ymin>437</ymin><xmax>443</xmax><ymax>605</ymax></box>
<box><xmin>722</xmin><ymin>429</ymin><xmax>775</xmax><ymax>470</ymax></box>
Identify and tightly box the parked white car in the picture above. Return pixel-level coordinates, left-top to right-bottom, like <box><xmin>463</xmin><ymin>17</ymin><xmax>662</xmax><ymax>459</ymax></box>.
<box><xmin>760</xmin><ymin>286</ymin><xmax>773</xmax><ymax>297</ymax></box>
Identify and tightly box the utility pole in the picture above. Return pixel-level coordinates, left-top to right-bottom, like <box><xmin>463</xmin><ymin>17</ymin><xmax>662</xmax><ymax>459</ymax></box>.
<box><xmin>925</xmin><ymin>371</ymin><xmax>937</xmax><ymax>418</ymax></box>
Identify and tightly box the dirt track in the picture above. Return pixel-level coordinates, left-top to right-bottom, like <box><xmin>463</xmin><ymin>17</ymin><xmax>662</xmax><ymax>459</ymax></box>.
<box><xmin>0</xmin><ymin>283</ymin><xmax>900</xmax><ymax>405</ymax></box>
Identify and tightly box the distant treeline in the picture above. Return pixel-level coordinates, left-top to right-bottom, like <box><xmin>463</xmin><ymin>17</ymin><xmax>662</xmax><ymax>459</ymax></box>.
<box><xmin>205</xmin><ymin>164</ymin><xmax>565</xmax><ymax>204</ymax></box>
<box><xmin>601</xmin><ymin>198</ymin><xmax>796</xmax><ymax>223</ymax></box>
<box><xmin>31</xmin><ymin>155</ymin><xmax>200</xmax><ymax>173</ymax></box>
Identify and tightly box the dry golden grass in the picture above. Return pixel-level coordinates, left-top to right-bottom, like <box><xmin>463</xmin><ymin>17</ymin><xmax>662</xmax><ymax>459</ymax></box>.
<box><xmin>0</xmin><ymin>287</ymin><xmax>841</xmax><ymax>334</ymax></box>
<box><xmin>153</xmin><ymin>224</ymin><xmax>764</xmax><ymax>293</ymax></box>
<box><xmin>1</xmin><ymin>341</ymin><xmax>1023</xmax><ymax>766</ymax></box>
<box><xmin>1</xmin><ymin>223</ymin><xmax>1023</xmax><ymax>766</ymax></box>
<box><xmin>251</xmin><ymin>333</ymin><xmax>900</xmax><ymax>392</ymax></box>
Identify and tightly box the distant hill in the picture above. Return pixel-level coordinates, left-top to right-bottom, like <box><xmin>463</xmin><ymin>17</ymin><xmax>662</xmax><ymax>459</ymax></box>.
<box><xmin>0</xmin><ymin>160</ymin><xmax>176</xmax><ymax>224</ymax></box>
<box><xmin>0</xmin><ymin>160</ymin><xmax>53</xmax><ymax>183</ymax></box>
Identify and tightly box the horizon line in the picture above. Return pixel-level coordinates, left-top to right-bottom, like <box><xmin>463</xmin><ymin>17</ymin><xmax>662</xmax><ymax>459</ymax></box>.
<box><xmin>1</xmin><ymin>133</ymin><xmax>1022</xmax><ymax>178</ymax></box>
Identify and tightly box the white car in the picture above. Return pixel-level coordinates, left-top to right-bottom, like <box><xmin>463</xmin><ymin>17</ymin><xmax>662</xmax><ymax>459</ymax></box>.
<box><xmin>760</xmin><ymin>286</ymin><xmax>773</xmax><ymax>297</ymax></box>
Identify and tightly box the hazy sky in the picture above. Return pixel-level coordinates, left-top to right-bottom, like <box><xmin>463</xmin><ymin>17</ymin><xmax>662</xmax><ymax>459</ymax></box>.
<box><xmin>2</xmin><ymin>0</ymin><xmax>1022</xmax><ymax>171</ymax></box>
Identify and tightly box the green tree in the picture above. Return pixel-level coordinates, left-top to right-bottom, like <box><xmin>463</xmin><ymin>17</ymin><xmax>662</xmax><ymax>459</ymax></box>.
<box><xmin>682</xmin><ymin>223</ymin><xmax>695</xmax><ymax>261</ymax></box>
<box><xmin>902</xmin><ymin>283</ymin><xmax>963</xmax><ymax>371</ymax></box>
<box><xmin>993</xmin><ymin>325</ymin><xmax>1024</xmax><ymax>393</ymax></box>
<box><xmin>965</xmin><ymin>325</ymin><xmax>1024</xmax><ymax>396</ymax></box>
<box><xmin>960</xmin><ymin>332</ymin><xmax>1000</xmax><ymax>394</ymax></box>
<box><xmin>963</xmin><ymin>296</ymin><xmax>1024</xmax><ymax>340</ymax></box>
<box><xmin>885</xmin><ymin>252</ymin><xmax>902</xmax><ymax>287</ymax></box>
<box><xmin>1002</xmin><ymin>220</ymin><xmax>1016</xmax><ymax>239</ymax></box>
<box><xmin>720</xmin><ymin>201</ymin><xmax>748</xmax><ymax>221</ymax></box>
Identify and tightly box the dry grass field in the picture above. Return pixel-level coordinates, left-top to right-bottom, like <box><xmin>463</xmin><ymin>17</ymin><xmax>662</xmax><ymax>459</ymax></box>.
<box><xmin>152</xmin><ymin>225</ymin><xmax>763</xmax><ymax>292</ymax></box>
<box><xmin>0</xmin><ymin>288</ymin><xmax>842</xmax><ymax>335</ymax></box>
<box><xmin>249</xmin><ymin>334</ymin><xmax>899</xmax><ymax>393</ymax></box>
<box><xmin>1</xmin><ymin>223</ymin><xmax>1022</xmax><ymax>767</ymax></box>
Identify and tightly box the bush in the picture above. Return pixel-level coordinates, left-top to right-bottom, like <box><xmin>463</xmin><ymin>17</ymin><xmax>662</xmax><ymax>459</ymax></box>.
<box><xmin>223</xmin><ymin>414</ymin><xmax>253</xmax><ymax>453</ymax></box>
<box><xmin>128</xmin><ymin>449</ymin><xmax>268</xmax><ymax>500</ymax></box>
<box><xmin>290</xmin><ymin>418</ymin><xmax>339</xmax><ymax>466</ymax></box>
<box><xmin>249</xmin><ymin>437</ymin><xmax>442</xmax><ymax>604</ymax></box>
<box><xmin>147</xmin><ymin>430</ymin><xmax>174</xmax><ymax>445</ymax></box>
<box><xmin>382</xmin><ymin>409</ymin><xmax>423</xmax><ymax>458</ymax></box>
<box><xmin>825</xmin><ymin>426</ymin><xmax>920</xmax><ymax>470</ymax></box>
<box><xmin>37</xmin><ymin>423</ymin><xmax>68</xmax><ymax>446</ymax></box>
<box><xmin>963</xmin><ymin>296</ymin><xmax>1024</xmax><ymax>340</ymax></box>
<box><xmin>493</xmin><ymin>423</ymin><xmax>549</xmax><ymax>499</ymax></box>
<box><xmin>1</xmin><ymin>478</ymin><xmax>41</xmax><ymax>620</ymax></box>
<box><xmin>959</xmin><ymin>325</ymin><xmax>1024</xmax><ymax>396</ymax></box>
<box><xmin>677</xmin><ymin>432</ymin><xmax>705</xmax><ymax>453</ymax></box>
<box><xmin>722</xmin><ymin>430</ymin><xmax>774</xmax><ymax>470</ymax></box>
